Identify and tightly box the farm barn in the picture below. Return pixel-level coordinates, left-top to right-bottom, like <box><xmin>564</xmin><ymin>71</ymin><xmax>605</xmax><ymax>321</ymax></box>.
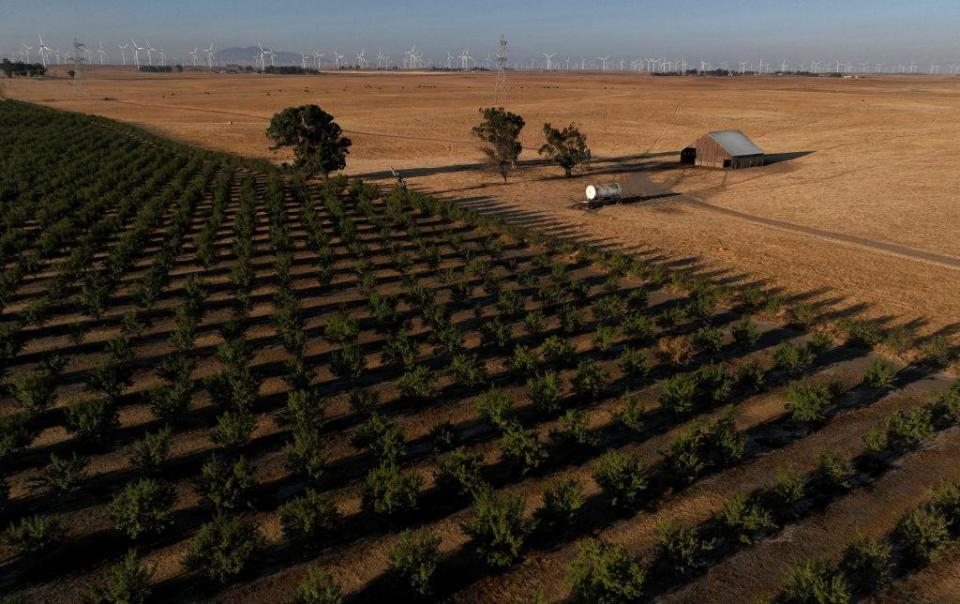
<box><xmin>681</xmin><ymin>130</ymin><xmax>765</xmax><ymax>169</ymax></box>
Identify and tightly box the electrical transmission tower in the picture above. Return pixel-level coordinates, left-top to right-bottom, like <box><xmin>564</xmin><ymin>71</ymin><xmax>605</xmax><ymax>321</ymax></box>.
<box><xmin>70</xmin><ymin>38</ymin><xmax>88</xmax><ymax>96</ymax></box>
<box><xmin>494</xmin><ymin>34</ymin><xmax>508</xmax><ymax>105</ymax></box>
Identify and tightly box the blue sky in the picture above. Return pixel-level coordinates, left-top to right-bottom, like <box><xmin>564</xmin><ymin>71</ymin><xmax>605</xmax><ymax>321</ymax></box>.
<box><xmin>3</xmin><ymin>0</ymin><xmax>959</xmax><ymax>67</ymax></box>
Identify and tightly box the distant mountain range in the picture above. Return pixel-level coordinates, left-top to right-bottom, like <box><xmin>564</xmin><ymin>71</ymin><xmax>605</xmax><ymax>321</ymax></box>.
<box><xmin>216</xmin><ymin>46</ymin><xmax>312</xmax><ymax>66</ymax></box>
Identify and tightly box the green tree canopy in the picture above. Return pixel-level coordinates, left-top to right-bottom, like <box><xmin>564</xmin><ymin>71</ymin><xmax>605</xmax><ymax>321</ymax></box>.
<box><xmin>266</xmin><ymin>105</ymin><xmax>352</xmax><ymax>178</ymax></box>
<box><xmin>539</xmin><ymin>122</ymin><xmax>591</xmax><ymax>177</ymax></box>
<box><xmin>472</xmin><ymin>107</ymin><xmax>525</xmax><ymax>182</ymax></box>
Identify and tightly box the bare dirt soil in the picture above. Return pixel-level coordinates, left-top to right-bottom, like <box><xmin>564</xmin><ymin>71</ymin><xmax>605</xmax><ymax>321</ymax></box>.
<box><xmin>5</xmin><ymin>67</ymin><xmax>960</xmax><ymax>338</ymax></box>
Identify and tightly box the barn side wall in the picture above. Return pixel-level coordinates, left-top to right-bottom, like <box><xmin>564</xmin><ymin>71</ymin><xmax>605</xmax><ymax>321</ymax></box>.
<box><xmin>693</xmin><ymin>135</ymin><xmax>732</xmax><ymax>169</ymax></box>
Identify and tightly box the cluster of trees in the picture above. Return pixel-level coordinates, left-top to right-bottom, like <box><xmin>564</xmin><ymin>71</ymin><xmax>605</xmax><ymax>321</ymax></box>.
<box><xmin>265</xmin><ymin>104</ymin><xmax>592</xmax><ymax>184</ymax></box>
<box><xmin>137</xmin><ymin>65</ymin><xmax>182</xmax><ymax>73</ymax></box>
<box><xmin>1</xmin><ymin>59</ymin><xmax>45</xmax><ymax>77</ymax></box>
<box><xmin>263</xmin><ymin>65</ymin><xmax>320</xmax><ymax>75</ymax></box>
<box><xmin>471</xmin><ymin>107</ymin><xmax>591</xmax><ymax>181</ymax></box>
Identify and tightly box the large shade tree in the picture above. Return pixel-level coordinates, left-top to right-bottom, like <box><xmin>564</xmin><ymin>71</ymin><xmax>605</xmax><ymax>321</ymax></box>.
<box><xmin>539</xmin><ymin>122</ymin><xmax>591</xmax><ymax>177</ymax></box>
<box><xmin>266</xmin><ymin>105</ymin><xmax>352</xmax><ymax>178</ymax></box>
<box><xmin>472</xmin><ymin>107</ymin><xmax>525</xmax><ymax>182</ymax></box>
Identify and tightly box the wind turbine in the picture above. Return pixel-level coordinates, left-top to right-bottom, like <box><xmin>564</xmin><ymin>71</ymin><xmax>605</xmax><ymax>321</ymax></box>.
<box><xmin>543</xmin><ymin>53</ymin><xmax>554</xmax><ymax>71</ymax></box>
<box><xmin>256</xmin><ymin>43</ymin><xmax>267</xmax><ymax>70</ymax></box>
<box><xmin>597</xmin><ymin>56</ymin><xmax>610</xmax><ymax>71</ymax></box>
<box><xmin>130</xmin><ymin>39</ymin><xmax>143</xmax><ymax>68</ymax></box>
<box><xmin>189</xmin><ymin>47</ymin><xmax>199</xmax><ymax>67</ymax></box>
<box><xmin>204</xmin><ymin>43</ymin><xmax>214</xmax><ymax>69</ymax></box>
<box><xmin>355</xmin><ymin>49</ymin><xmax>367</xmax><ymax>69</ymax></box>
<box><xmin>37</xmin><ymin>34</ymin><xmax>51</xmax><ymax>67</ymax></box>
<box><xmin>333</xmin><ymin>51</ymin><xmax>344</xmax><ymax>69</ymax></box>
<box><xmin>313</xmin><ymin>51</ymin><xmax>325</xmax><ymax>69</ymax></box>
<box><xmin>118</xmin><ymin>43</ymin><xmax>129</xmax><ymax>66</ymax></box>
<box><xmin>144</xmin><ymin>40</ymin><xmax>155</xmax><ymax>66</ymax></box>
<box><xmin>21</xmin><ymin>43</ymin><xmax>32</xmax><ymax>63</ymax></box>
<box><xmin>459</xmin><ymin>49</ymin><xmax>473</xmax><ymax>70</ymax></box>
<box><xmin>97</xmin><ymin>40</ymin><xmax>106</xmax><ymax>65</ymax></box>
<box><xmin>159</xmin><ymin>48</ymin><xmax>166</xmax><ymax>67</ymax></box>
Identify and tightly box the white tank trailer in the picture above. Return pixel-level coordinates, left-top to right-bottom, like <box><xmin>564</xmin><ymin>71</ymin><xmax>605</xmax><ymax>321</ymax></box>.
<box><xmin>585</xmin><ymin>183</ymin><xmax>623</xmax><ymax>202</ymax></box>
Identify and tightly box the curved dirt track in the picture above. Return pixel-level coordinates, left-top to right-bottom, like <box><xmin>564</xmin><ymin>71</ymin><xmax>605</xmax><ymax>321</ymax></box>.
<box><xmin>677</xmin><ymin>193</ymin><xmax>960</xmax><ymax>272</ymax></box>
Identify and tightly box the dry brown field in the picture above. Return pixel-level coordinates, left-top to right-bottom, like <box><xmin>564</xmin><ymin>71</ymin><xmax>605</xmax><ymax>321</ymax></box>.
<box><xmin>5</xmin><ymin>66</ymin><xmax>960</xmax><ymax>341</ymax></box>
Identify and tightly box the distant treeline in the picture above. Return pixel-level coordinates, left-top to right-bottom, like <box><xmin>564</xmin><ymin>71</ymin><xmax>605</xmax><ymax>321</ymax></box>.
<box><xmin>263</xmin><ymin>66</ymin><xmax>320</xmax><ymax>75</ymax></box>
<box><xmin>1</xmin><ymin>60</ymin><xmax>46</xmax><ymax>78</ymax></box>
<box><xmin>651</xmin><ymin>69</ymin><xmax>842</xmax><ymax>78</ymax></box>
<box><xmin>137</xmin><ymin>65</ymin><xmax>182</xmax><ymax>73</ymax></box>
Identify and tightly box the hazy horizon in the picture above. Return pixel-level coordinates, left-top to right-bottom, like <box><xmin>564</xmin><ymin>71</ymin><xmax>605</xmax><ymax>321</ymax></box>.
<box><xmin>3</xmin><ymin>0</ymin><xmax>959</xmax><ymax>69</ymax></box>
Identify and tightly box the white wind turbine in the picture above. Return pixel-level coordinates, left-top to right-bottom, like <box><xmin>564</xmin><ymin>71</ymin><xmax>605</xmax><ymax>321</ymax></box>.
<box><xmin>301</xmin><ymin>53</ymin><xmax>309</xmax><ymax>69</ymax></box>
<box><xmin>130</xmin><ymin>39</ymin><xmax>144</xmax><ymax>68</ymax></box>
<box><xmin>204</xmin><ymin>43</ymin><xmax>214</xmax><ymax>68</ymax></box>
<box><xmin>313</xmin><ymin>51</ymin><xmax>325</xmax><ymax>69</ymax></box>
<box><xmin>159</xmin><ymin>48</ymin><xmax>167</xmax><ymax>66</ymax></box>
<box><xmin>21</xmin><ymin>43</ymin><xmax>32</xmax><ymax>63</ymax></box>
<box><xmin>446</xmin><ymin>51</ymin><xmax>454</xmax><ymax>70</ymax></box>
<box><xmin>97</xmin><ymin>40</ymin><xmax>106</xmax><ymax>64</ymax></box>
<box><xmin>459</xmin><ymin>49</ymin><xmax>473</xmax><ymax>70</ymax></box>
<box><xmin>355</xmin><ymin>49</ymin><xmax>367</xmax><ymax>69</ymax></box>
<box><xmin>543</xmin><ymin>53</ymin><xmax>554</xmax><ymax>71</ymax></box>
<box><xmin>189</xmin><ymin>47</ymin><xmax>199</xmax><ymax>67</ymax></box>
<box><xmin>37</xmin><ymin>34</ymin><xmax>51</xmax><ymax>67</ymax></box>
<box><xmin>118</xmin><ymin>43</ymin><xmax>128</xmax><ymax>65</ymax></box>
<box><xmin>376</xmin><ymin>50</ymin><xmax>386</xmax><ymax>69</ymax></box>
<box><xmin>334</xmin><ymin>51</ymin><xmax>344</xmax><ymax>68</ymax></box>
<box><xmin>256</xmin><ymin>43</ymin><xmax>267</xmax><ymax>70</ymax></box>
<box><xmin>144</xmin><ymin>40</ymin><xmax>156</xmax><ymax>66</ymax></box>
<box><xmin>597</xmin><ymin>56</ymin><xmax>610</xmax><ymax>71</ymax></box>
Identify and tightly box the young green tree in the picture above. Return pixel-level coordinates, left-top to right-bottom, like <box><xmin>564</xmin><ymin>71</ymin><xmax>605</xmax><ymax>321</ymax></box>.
<box><xmin>780</xmin><ymin>557</ymin><xmax>850</xmax><ymax>604</ymax></box>
<box><xmin>89</xmin><ymin>549</ymin><xmax>156</xmax><ymax>604</ymax></box>
<box><xmin>472</xmin><ymin>107</ymin><xmax>525</xmax><ymax>182</ymax></box>
<box><xmin>567</xmin><ymin>539</ymin><xmax>645</xmax><ymax>604</ymax></box>
<box><xmin>388</xmin><ymin>529</ymin><xmax>442</xmax><ymax>596</ymax></box>
<box><xmin>184</xmin><ymin>515</ymin><xmax>263</xmax><ymax>584</ymax></box>
<box><xmin>4</xmin><ymin>514</ymin><xmax>64</xmax><ymax>556</ymax></box>
<box><xmin>462</xmin><ymin>488</ymin><xmax>536</xmax><ymax>568</ymax></box>
<box><xmin>538</xmin><ymin>122</ymin><xmax>591</xmax><ymax>177</ymax></box>
<box><xmin>537</xmin><ymin>477</ymin><xmax>585</xmax><ymax>529</ymax></box>
<box><xmin>109</xmin><ymin>479</ymin><xmax>177</xmax><ymax>539</ymax></box>
<box><xmin>593</xmin><ymin>450</ymin><xmax>648</xmax><ymax>510</ymax></box>
<box><xmin>290</xmin><ymin>566</ymin><xmax>343</xmax><ymax>604</ymax></box>
<box><xmin>266</xmin><ymin>105</ymin><xmax>352</xmax><ymax>178</ymax></box>
<box><xmin>278</xmin><ymin>488</ymin><xmax>341</xmax><ymax>545</ymax></box>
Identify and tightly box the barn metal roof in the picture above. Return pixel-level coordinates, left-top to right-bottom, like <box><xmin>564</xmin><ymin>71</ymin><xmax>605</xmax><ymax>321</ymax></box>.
<box><xmin>708</xmin><ymin>130</ymin><xmax>764</xmax><ymax>157</ymax></box>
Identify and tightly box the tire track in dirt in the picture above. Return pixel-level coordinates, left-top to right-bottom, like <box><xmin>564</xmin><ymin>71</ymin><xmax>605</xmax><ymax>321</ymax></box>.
<box><xmin>671</xmin><ymin>192</ymin><xmax>960</xmax><ymax>272</ymax></box>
